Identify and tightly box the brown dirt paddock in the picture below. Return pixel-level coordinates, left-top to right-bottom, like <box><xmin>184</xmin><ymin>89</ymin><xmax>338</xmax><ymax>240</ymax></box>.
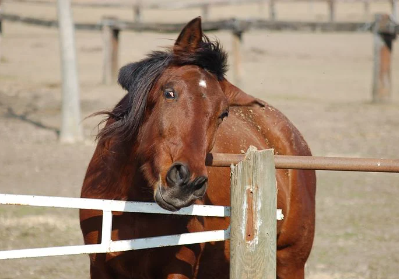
<box><xmin>0</xmin><ymin>2</ymin><xmax>399</xmax><ymax>279</ymax></box>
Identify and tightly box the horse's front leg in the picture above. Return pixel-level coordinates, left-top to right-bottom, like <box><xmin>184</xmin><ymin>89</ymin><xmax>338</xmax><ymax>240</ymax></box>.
<box><xmin>160</xmin><ymin>244</ymin><xmax>204</xmax><ymax>279</ymax></box>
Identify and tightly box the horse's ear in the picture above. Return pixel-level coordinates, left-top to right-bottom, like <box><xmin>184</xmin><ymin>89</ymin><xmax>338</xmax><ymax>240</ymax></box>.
<box><xmin>220</xmin><ymin>79</ymin><xmax>265</xmax><ymax>107</ymax></box>
<box><xmin>118</xmin><ymin>63</ymin><xmax>136</xmax><ymax>91</ymax></box>
<box><xmin>174</xmin><ymin>17</ymin><xmax>203</xmax><ymax>53</ymax></box>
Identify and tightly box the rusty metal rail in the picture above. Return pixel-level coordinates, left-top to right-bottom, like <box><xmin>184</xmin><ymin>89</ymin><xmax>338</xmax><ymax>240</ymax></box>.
<box><xmin>206</xmin><ymin>153</ymin><xmax>399</xmax><ymax>173</ymax></box>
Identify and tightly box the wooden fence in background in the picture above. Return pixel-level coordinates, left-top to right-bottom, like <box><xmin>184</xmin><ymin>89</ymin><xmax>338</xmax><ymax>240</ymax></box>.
<box><xmin>3</xmin><ymin>0</ymin><xmax>399</xmax><ymax>22</ymax></box>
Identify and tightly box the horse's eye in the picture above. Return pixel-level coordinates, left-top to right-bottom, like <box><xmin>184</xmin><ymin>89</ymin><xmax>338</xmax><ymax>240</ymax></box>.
<box><xmin>219</xmin><ymin>111</ymin><xmax>229</xmax><ymax>120</ymax></box>
<box><xmin>164</xmin><ymin>89</ymin><xmax>176</xmax><ymax>100</ymax></box>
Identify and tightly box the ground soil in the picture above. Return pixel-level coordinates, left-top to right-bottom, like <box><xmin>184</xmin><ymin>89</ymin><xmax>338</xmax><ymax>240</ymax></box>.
<box><xmin>0</xmin><ymin>2</ymin><xmax>399</xmax><ymax>279</ymax></box>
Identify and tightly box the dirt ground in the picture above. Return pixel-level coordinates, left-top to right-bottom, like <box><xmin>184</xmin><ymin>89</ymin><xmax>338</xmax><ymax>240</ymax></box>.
<box><xmin>1</xmin><ymin>2</ymin><xmax>399</xmax><ymax>279</ymax></box>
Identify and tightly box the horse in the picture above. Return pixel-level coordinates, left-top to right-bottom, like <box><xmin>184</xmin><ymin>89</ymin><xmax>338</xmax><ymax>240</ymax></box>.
<box><xmin>80</xmin><ymin>17</ymin><xmax>316</xmax><ymax>279</ymax></box>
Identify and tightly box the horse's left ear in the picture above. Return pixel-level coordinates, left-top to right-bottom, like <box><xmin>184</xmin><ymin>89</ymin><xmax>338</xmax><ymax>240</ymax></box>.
<box><xmin>219</xmin><ymin>79</ymin><xmax>265</xmax><ymax>107</ymax></box>
<box><xmin>174</xmin><ymin>17</ymin><xmax>203</xmax><ymax>53</ymax></box>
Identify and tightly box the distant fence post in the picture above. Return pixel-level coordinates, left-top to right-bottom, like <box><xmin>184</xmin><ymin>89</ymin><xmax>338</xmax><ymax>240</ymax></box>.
<box><xmin>371</xmin><ymin>14</ymin><xmax>396</xmax><ymax>103</ymax></box>
<box><xmin>231</xmin><ymin>19</ymin><xmax>246</xmax><ymax>87</ymax></box>
<box><xmin>56</xmin><ymin>0</ymin><xmax>83</xmax><ymax>143</ymax></box>
<box><xmin>269</xmin><ymin>0</ymin><xmax>276</xmax><ymax>21</ymax></box>
<box><xmin>0</xmin><ymin>0</ymin><xmax>3</xmax><ymax>62</ymax></box>
<box><xmin>133</xmin><ymin>0</ymin><xmax>142</xmax><ymax>23</ymax></box>
<box><xmin>202</xmin><ymin>4</ymin><xmax>210</xmax><ymax>21</ymax></box>
<box><xmin>328</xmin><ymin>0</ymin><xmax>335</xmax><ymax>22</ymax></box>
<box><xmin>364</xmin><ymin>0</ymin><xmax>370</xmax><ymax>20</ymax></box>
<box><xmin>392</xmin><ymin>0</ymin><xmax>398</xmax><ymax>22</ymax></box>
<box><xmin>230</xmin><ymin>147</ymin><xmax>277</xmax><ymax>279</ymax></box>
<box><xmin>102</xmin><ymin>17</ymin><xmax>119</xmax><ymax>85</ymax></box>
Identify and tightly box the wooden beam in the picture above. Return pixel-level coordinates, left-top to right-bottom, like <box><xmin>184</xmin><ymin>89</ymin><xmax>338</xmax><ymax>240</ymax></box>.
<box><xmin>102</xmin><ymin>17</ymin><xmax>119</xmax><ymax>85</ymax></box>
<box><xmin>2</xmin><ymin>14</ymin><xmax>383</xmax><ymax>33</ymax></box>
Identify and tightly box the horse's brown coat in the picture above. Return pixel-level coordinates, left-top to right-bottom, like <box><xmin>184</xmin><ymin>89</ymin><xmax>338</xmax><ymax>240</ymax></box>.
<box><xmin>80</xmin><ymin>17</ymin><xmax>316</xmax><ymax>279</ymax></box>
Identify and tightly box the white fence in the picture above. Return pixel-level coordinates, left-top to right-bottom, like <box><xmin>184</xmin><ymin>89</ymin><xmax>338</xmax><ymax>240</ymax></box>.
<box><xmin>0</xmin><ymin>194</ymin><xmax>232</xmax><ymax>259</ymax></box>
<box><xmin>0</xmin><ymin>149</ymin><xmax>284</xmax><ymax>278</ymax></box>
<box><xmin>0</xmin><ymin>194</ymin><xmax>283</xmax><ymax>260</ymax></box>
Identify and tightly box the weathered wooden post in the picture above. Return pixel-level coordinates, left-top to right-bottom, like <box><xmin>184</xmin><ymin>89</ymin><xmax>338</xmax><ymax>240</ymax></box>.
<box><xmin>231</xmin><ymin>19</ymin><xmax>248</xmax><ymax>88</ymax></box>
<box><xmin>371</xmin><ymin>14</ymin><xmax>396</xmax><ymax>103</ymax></box>
<box><xmin>269</xmin><ymin>0</ymin><xmax>276</xmax><ymax>21</ymax></box>
<box><xmin>364</xmin><ymin>0</ymin><xmax>370</xmax><ymax>20</ymax></box>
<box><xmin>0</xmin><ymin>0</ymin><xmax>3</xmax><ymax>63</ymax></box>
<box><xmin>133</xmin><ymin>0</ymin><xmax>142</xmax><ymax>23</ymax></box>
<box><xmin>232</xmin><ymin>29</ymin><xmax>242</xmax><ymax>88</ymax></box>
<box><xmin>392</xmin><ymin>0</ymin><xmax>398</xmax><ymax>22</ymax></box>
<box><xmin>56</xmin><ymin>0</ymin><xmax>83</xmax><ymax>143</ymax></box>
<box><xmin>102</xmin><ymin>16</ymin><xmax>119</xmax><ymax>85</ymax></box>
<box><xmin>202</xmin><ymin>4</ymin><xmax>210</xmax><ymax>21</ymax></box>
<box><xmin>230</xmin><ymin>147</ymin><xmax>277</xmax><ymax>279</ymax></box>
<box><xmin>328</xmin><ymin>0</ymin><xmax>335</xmax><ymax>23</ymax></box>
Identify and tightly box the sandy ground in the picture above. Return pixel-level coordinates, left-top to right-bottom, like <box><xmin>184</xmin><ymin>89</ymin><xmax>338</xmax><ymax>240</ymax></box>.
<box><xmin>1</xmin><ymin>2</ymin><xmax>399</xmax><ymax>279</ymax></box>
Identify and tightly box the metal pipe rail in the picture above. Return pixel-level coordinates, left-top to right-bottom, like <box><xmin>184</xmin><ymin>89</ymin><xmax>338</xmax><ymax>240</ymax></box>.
<box><xmin>206</xmin><ymin>153</ymin><xmax>399</xmax><ymax>172</ymax></box>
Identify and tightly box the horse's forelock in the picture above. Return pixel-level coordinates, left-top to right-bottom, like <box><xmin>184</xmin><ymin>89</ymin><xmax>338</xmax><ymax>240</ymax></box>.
<box><xmin>173</xmin><ymin>35</ymin><xmax>228</xmax><ymax>80</ymax></box>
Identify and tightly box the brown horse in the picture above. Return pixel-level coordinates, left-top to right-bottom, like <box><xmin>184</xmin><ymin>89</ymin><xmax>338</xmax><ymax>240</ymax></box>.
<box><xmin>80</xmin><ymin>17</ymin><xmax>316</xmax><ymax>279</ymax></box>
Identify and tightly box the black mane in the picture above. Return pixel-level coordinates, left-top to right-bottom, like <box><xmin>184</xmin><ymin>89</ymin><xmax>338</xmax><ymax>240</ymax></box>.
<box><xmin>96</xmin><ymin>35</ymin><xmax>228</xmax><ymax>143</ymax></box>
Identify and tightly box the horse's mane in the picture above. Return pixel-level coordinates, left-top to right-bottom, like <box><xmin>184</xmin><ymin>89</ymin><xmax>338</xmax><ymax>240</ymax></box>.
<box><xmin>96</xmin><ymin>35</ymin><xmax>228</xmax><ymax>143</ymax></box>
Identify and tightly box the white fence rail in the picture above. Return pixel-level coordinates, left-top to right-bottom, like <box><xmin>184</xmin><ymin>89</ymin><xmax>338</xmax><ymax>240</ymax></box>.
<box><xmin>0</xmin><ymin>193</ymin><xmax>283</xmax><ymax>260</ymax></box>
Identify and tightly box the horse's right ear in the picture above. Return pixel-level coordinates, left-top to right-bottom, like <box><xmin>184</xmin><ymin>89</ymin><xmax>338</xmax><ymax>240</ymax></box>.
<box><xmin>118</xmin><ymin>63</ymin><xmax>136</xmax><ymax>91</ymax></box>
<box><xmin>174</xmin><ymin>17</ymin><xmax>203</xmax><ymax>53</ymax></box>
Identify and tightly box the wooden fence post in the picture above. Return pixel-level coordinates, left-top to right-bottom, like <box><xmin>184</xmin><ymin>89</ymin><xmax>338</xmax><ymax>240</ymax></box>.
<box><xmin>202</xmin><ymin>4</ymin><xmax>209</xmax><ymax>21</ymax></box>
<box><xmin>392</xmin><ymin>0</ymin><xmax>398</xmax><ymax>22</ymax></box>
<box><xmin>230</xmin><ymin>147</ymin><xmax>277</xmax><ymax>279</ymax></box>
<box><xmin>328</xmin><ymin>0</ymin><xmax>335</xmax><ymax>22</ymax></box>
<box><xmin>232</xmin><ymin>28</ymin><xmax>243</xmax><ymax>88</ymax></box>
<box><xmin>102</xmin><ymin>17</ymin><xmax>119</xmax><ymax>85</ymax></box>
<box><xmin>269</xmin><ymin>0</ymin><xmax>276</xmax><ymax>21</ymax></box>
<box><xmin>364</xmin><ymin>0</ymin><xmax>370</xmax><ymax>20</ymax></box>
<box><xmin>133</xmin><ymin>0</ymin><xmax>142</xmax><ymax>23</ymax></box>
<box><xmin>372</xmin><ymin>14</ymin><xmax>396</xmax><ymax>103</ymax></box>
<box><xmin>56</xmin><ymin>0</ymin><xmax>83</xmax><ymax>143</ymax></box>
<box><xmin>0</xmin><ymin>0</ymin><xmax>3</xmax><ymax>63</ymax></box>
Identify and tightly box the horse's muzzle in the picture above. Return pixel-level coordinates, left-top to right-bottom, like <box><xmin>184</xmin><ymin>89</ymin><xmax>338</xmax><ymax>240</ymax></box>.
<box><xmin>154</xmin><ymin>162</ymin><xmax>208</xmax><ymax>211</ymax></box>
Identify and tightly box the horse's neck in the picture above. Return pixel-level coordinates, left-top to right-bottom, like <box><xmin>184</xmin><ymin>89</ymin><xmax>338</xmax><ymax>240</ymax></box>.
<box><xmin>83</xmin><ymin>138</ymin><xmax>150</xmax><ymax>201</ymax></box>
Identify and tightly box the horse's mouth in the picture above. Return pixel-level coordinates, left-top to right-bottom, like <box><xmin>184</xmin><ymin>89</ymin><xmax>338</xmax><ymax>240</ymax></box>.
<box><xmin>154</xmin><ymin>186</ymin><xmax>180</xmax><ymax>212</ymax></box>
<box><xmin>154</xmin><ymin>185</ymin><xmax>204</xmax><ymax>212</ymax></box>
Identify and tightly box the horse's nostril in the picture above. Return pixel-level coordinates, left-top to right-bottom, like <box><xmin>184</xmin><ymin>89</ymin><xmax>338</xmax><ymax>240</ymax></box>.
<box><xmin>193</xmin><ymin>176</ymin><xmax>208</xmax><ymax>190</ymax></box>
<box><xmin>166</xmin><ymin>163</ymin><xmax>190</xmax><ymax>187</ymax></box>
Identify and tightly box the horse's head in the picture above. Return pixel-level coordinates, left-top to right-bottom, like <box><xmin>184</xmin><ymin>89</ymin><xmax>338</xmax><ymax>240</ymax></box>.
<box><xmin>101</xmin><ymin>17</ymin><xmax>262</xmax><ymax>211</ymax></box>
